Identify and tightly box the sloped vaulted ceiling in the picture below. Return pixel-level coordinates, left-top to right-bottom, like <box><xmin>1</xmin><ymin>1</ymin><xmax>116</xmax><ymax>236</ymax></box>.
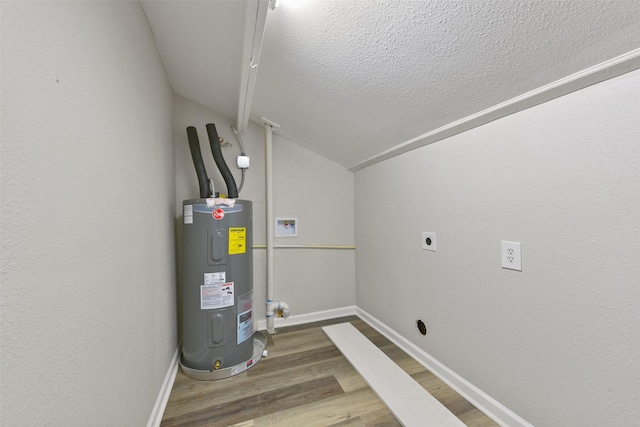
<box><xmin>141</xmin><ymin>1</ymin><xmax>247</xmax><ymax>120</ymax></box>
<box><xmin>142</xmin><ymin>0</ymin><xmax>640</xmax><ymax>169</ymax></box>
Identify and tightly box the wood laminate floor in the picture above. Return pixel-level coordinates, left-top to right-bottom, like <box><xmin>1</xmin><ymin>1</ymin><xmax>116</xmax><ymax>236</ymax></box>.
<box><xmin>160</xmin><ymin>316</ymin><xmax>499</xmax><ymax>427</ymax></box>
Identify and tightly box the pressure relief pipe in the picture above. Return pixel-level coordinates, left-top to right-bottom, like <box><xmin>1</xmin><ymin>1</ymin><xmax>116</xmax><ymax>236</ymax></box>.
<box><xmin>263</xmin><ymin>119</ymin><xmax>289</xmax><ymax>334</ymax></box>
<box><xmin>186</xmin><ymin>126</ymin><xmax>211</xmax><ymax>198</ymax></box>
<box><xmin>265</xmin><ymin>121</ymin><xmax>275</xmax><ymax>333</ymax></box>
<box><xmin>206</xmin><ymin>123</ymin><xmax>238</xmax><ymax>199</ymax></box>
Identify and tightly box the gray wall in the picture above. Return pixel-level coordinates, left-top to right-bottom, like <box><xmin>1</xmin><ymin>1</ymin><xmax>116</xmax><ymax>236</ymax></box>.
<box><xmin>354</xmin><ymin>69</ymin><xmax>640</xmax><ymax>426</ymax></box>
<box><xmin>173</xmin><ymin>95</ymin><xmax>355</xmax><ymax>330</ymax></box>
<box><xmin>1</xmin><ymin>2</ymin><xmax>176</xmax><ymax>426</ymax></box>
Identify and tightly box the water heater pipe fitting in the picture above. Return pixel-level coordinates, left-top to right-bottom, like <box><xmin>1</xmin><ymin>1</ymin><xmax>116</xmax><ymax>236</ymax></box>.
<box><xmin>264</xmin><ymin>120</ymin><xmax>289</xmax><ymax>334</ymax></box>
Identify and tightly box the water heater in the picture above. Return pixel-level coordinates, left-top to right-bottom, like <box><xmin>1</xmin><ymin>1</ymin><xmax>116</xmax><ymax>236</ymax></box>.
<box><xmin>180</xmin><ymin>124</ymin><xmax>266</xmax><ymax>380</ymax></box>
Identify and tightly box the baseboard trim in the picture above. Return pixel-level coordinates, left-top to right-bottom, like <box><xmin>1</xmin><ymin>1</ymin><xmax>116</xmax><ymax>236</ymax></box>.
<box><xmin>257</xmin><ymin>305</ymin><xmax>357</xmax><ymax>331</ymax></box>
<box><xmin>147</xmin><ymin>345</ymin><xmax>180</xmax><ymax>427</ymax></box>
<box><xmin>355</xmin><ymin>307</ymin><xmax>533</xmax><ymax>427</ymax></box>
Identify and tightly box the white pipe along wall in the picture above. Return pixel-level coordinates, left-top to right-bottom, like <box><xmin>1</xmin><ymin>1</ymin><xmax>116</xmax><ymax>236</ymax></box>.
<box><xmin>263</xmin><ymin>118</ymin><xmax>290</xmax><ymax>334</ymax></box>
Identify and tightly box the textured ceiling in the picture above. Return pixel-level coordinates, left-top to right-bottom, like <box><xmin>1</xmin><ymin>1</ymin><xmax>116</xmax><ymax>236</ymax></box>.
<box><xmin>143</xmin><ymin>0</ymin><xmax>640</xmax><ymax>168</ymax></box>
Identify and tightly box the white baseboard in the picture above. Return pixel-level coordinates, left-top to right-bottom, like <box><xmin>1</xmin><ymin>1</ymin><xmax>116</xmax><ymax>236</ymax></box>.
<box><xmin>355</xmin><ymin>307</ymin><xmax>533</xmax><ymax>427</ymax></box>
<box><xmin>147</xmin><ymin>346</ymin><xmax>180</xmax><ymax>427</ymax></box>
<box><xmin>257</xmin><ymin>305</ymin><xmax>357</xmax><ymax>331</ymax></box>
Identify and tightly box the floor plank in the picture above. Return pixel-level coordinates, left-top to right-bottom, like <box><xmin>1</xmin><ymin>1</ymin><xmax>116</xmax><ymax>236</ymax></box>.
<box><xmin>162</xmin><ymin>376</ymin><xmax>344</xmax><ymax>427</ymax></box>
<box><xmin>164</xmin><ymin>351</ymin><xmax>348</xmax><ymax>419</ymax></box>
<box><xmin>249</xmin><ymin>387</ymin><xmax>396</xmax><ymax>427</ymax></box>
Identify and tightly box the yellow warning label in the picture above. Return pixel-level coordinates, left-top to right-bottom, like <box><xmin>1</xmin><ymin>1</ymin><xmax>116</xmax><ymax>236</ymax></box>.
<box><xmin>228</xmin><ymin>227</ymin><xmax>246</xmax><ymax>255</ymax></box>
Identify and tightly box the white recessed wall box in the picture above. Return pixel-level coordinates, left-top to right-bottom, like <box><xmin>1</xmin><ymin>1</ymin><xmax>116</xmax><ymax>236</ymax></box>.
<box><xmin>275</xmin><ymin>217</ymin><xmax>298</xmax><ymax>237</ymax></box>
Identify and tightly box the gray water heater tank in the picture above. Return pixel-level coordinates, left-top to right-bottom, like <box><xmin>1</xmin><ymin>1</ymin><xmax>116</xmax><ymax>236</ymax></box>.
<box><xmin>180</xmin><ymin>198</ymin><xmax>266</xmax><ymax>380</ymax></box>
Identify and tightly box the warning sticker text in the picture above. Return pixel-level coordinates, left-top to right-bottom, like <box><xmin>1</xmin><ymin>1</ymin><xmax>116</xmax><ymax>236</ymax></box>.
<box><xmin>228</xmin><ymin>227</ymin><xmax>246</xmax><ymax>255</ymax></box>
<box><xmin>200</xmin><ymin>282</ymin><xmax>234</xmax><ymax>310</ymax></box>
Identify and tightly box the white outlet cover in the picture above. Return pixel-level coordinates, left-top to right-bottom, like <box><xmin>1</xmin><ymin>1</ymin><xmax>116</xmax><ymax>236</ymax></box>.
<box><xmin>422</xmin><ymin>232</ymin><xmax>437</xmax><ymax>251</ymax></box>
<box><xmin>501</xmin><ymin>241</ymin><xmax>522</xmax><ymax>271</ymax></box>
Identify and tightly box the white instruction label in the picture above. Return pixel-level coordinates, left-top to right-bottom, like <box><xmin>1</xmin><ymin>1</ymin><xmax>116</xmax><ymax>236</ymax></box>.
<box><xmin>204</xmin><ymin>272</ymin><xmax>226</xmax><ymax>285</ymax></box>
<box><xmin>237</xmin><ymin>297</ymin><xmax>254</xmax><ymax>345</ymax></box>
<box><xmin>183</xmin><ymin>205</ymin><xmax>193</xmax><ymax>224</ymax></box>
<box><xmin>200</xmin><ymin>282</ymin><xmax>234</xmax><ymax>310</ymax></box>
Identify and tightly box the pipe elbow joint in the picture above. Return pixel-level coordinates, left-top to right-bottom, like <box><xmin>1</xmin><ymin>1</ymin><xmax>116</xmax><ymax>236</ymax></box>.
<box><xmin>275</xmin><ymin>301</ymin><xmax>290</xmax><ymax>318</ymax></box>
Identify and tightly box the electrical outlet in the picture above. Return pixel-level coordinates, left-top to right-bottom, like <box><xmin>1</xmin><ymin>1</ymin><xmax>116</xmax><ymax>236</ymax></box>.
<box><xmin>422</xmin><ymin>232</ymin><xmax>437</xmax><ymax>251</ymax></box>
<box><xmin>501</xmin><ymin>241</ymin><xmax>522</xmax><ymax>271</ymax></box>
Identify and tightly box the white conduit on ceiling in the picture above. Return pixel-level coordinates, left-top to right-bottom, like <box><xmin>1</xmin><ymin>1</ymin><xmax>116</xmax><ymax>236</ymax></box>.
<box><xmin>264</xmin><ymin>121</ymin><xmax>289</xmax><ymax>334</ymax></box>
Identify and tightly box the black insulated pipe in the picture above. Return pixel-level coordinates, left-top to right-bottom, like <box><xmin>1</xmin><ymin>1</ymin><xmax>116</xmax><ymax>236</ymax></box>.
<box><xmin>186</xmin><ymin>126</ymin><xmax>211</xmax><ymax>198</ymax></box>
<box><xmin>206</xmin><ymin>123</ymin><xmax>238</xmax><ymax>198</ymax></box>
